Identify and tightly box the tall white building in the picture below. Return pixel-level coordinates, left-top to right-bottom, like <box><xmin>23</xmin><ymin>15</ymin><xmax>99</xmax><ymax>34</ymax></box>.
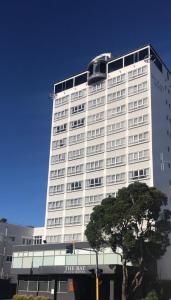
<box><xmin>44</xmin><ymin>44</ymin><xmax>171</xmax><ymax>247</ymax></box>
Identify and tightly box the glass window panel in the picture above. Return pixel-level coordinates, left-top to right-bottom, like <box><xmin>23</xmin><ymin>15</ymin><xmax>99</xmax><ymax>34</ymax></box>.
<box><xmin>22</xmin><ymin>257</ymin><xmax>32</xmax><ymax>268</ymax></box>
<box><xmin>33</xmin><ymin>257</ymin><xmax>43</xmax><ymax>268</ymax></box>
<box><xmin>12</xmin><ymin>257</ymin><xmax>23</xmax><ymax>268</ymax></box>
<box><xmin>66</xmin><ymin>255</ymin><xmax>77</xmax><ymax>265</ymax></box>
<box><xmin>43</xmin><ymin>256</ymin><xmax>54</xmax><ymax>266</ymax></box>
<box><xmin>78</xmin><ymin>254</ymin><xmax>90</xmax><ymax>265</ymax></box>
<box><xmin>54</xmin><ymin>256</ymin><xmax>65</xmax><ymax>266</ymax></box>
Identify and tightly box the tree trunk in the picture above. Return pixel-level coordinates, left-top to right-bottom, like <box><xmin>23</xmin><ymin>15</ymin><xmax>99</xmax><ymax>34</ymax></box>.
<box><xmin>122</xmin><ymin>261</ymin><xmax>128</xmax><ymax>300</ymax></box>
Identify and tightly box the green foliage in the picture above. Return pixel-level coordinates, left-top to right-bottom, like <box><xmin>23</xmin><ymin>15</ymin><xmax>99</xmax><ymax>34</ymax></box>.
<box><xmin>141</xmin><ymin>290</ymin><xmax>159</xmax><ymax>300</ymax></box>
<box><xmin>13</xmin><ymin>295</ymin><xmax>51</xmax><ymax>300</ymax></box>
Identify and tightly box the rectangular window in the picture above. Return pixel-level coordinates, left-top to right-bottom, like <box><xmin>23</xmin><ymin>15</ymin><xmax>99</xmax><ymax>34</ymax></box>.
<box><xmin>87</xmin><ymin>143</ymin><xmax>104</xmax><ymax>156</ymax></box>
<box><xmin>68</xmin><ymin>148</ymin><xmax>84</xmax><ymax>160</ymax></box>
<box><xmin>87</xmin><ymin>127</ymin><xmax>104</xmax><ymax>140</ymax></box>
<box><xmin>107</xmin><ymin>138</ymin><xmax>126</xmax><ymax>151</ymax></box>
<box><xmin>49</xmin><ymin>184</ymin><xmax>64</xmax><ymax>195</ymax></box>
<box><xmin>128</xmin><ymin>114</ymin><xmax>148</xmax><ymax>128</ymax></box>
<box><xmin>107</xmin><ymin>89</ymin><xmax>126</xmax><ymax>103</ymax></box>
<box><xmin>88</xmin><ymin>96</ymin><xmax>105</xmax><ymax>109</ymax></box>
<box><xmin>55</xmin><ymin>95</ymin><xmax>69</xmax><ymax>107</ymax></box>
<box><xmin>85</xmin><ymin>194</ymin><xmax>104</xmax><ymax>206</ymax></box>
<box><xmin>128</xmin><ymin>131</ymin><xmax>149</xmax><ymax>145</ymax></box>
<box><xmin>128</xmin><ymin>97</ymin><xmax>148</xmax><ymax>111</ymax></box>
<box><xmin>107</xmin><ymin>121</ymin><xmax>126</xmax><ymax>134</ymax></box>
<box><xmin>64</xmin><ymin>234</ymin><xmax>81</xmax><ymax>242</ymax></box>
<box><xmin>128</xmin><ymin>168</ymin><xmax>150</xmax><ymax>181</ymax></box>
<box><xmin>75</xmin><ymin>73</ymin><xmax>87</xmax><ymax>86</ymax></box>
<box><xmin>50</xmin><ymin>169</ymin><xmax>65</xmax><ymax>179</ymax></box>
<box><xmin>89</xmin><ymin>81</ymin><xmax>105</xmax><ymax>94</ymax></box>
<box><xmin>67</xmin><ymin>164</ymin><xmax>84</xmax><ymax>175</ymax></box>
<box><xmin>70</xmin><ymin>118</ymin><xmax>85</xmax><ymax>129</ymax></box>
<box><xmin>106</xmin><ymin>155</ymin><xmax>126</xmax><ymax>167</ymax></box>
<box><xmin>47</xmin><ymin>218</ymin><xmax>62</xmax><ymax>227</ymax></box>
<box><xmin>66</xmin><ymin>198</ymin><xmax>82</xmax><ymax>208</ymax></box>
<box><xmin>53</xmin><ymin>124</ymin><xmax>67</xmax><ymax>135</ymax></box>
<box><xmin>69</xmin><ymin>133</ymin><xmax>85</xmax><ymax>145</ymax></box>
<box><xmin>88</xmin><ymin>112</ymin><xmax>104</xmax><ymax>124</ymax></box>
<box><xmin>86</xmin><ymin>177</ymin><xmax>103</xmax><ymax>188</ymax></box>
<box><xmin>128</xmin><ymin>66</ymin><xmax>147</xmax><ymax>80</ymax></box>
<box><xmin>67</xmin><ymin>181</ymin><xmax>83</xmax><ymax>191</ymax></box>
<box><xmin>108</xmin><ymin>58</ymin><xmax>123</xmax><ymax>73</ymax></box>
<box><xmin>51</xmin><ymin>154</ymin><xmax>65</xmax><ymax>164</ymax></box>
<box><xmin>48</xmin><ymin>201</ymin><xmax>63</xmax><ymax>210</ymax></box>
<box><xmin>128</xmin><ymin>150</ymin><xmax>149</xmax><ymax>163</ymax></box>
<box><xmin>84</xmin><ymin>214</ymin><xmax>90</xmax><ymax>225</ymax></box>
<box><xmin>71</xmin><ymin>103</ymin><xmax>85</xmax><ymax>114</ymax></box>
<box><xmin>86</xmin><ymin>160</ymin><xmax>104</xmax><ymax>172</ymax></box>
<box><xmin>108</xmin><ymin>74</ymin><xmax>126</xmax><ymax>87</ymax></box>
<box><xmin>71</xmin><ymin>89</ymin><xmax>87</xmax><ymax>101</ymax></box>
<box><xmin>46</xmin><ymin>235</ymin><xmax>62</xmax><ymax>243</ymax></box>
<box><xmin>52</xmin><ymin>138</ymin><xmax>67</xmax><ymax>149</ymax></box>
<box><xmin>54</xmin><ymin>109</ymin><xmax>68</xmax><ymax>121</ymax></box>
<box><xmin>128</xmin><ymin>81</ymin><xmax>148</xmax><ymax>96</ymax></box>
<box><xmin>65</xmin><ymin>215</ymin><xmax>82</xmax><ymax>225</ymax></box>
<box><xmin>106</xmin><ymin>173</ymin><xmax>125</xmax><ymax>184</ymax></box>
<box><xmin>107</xmin><ymin>105</ymin><xmax>126</xmax><ymax>119</ymax></box>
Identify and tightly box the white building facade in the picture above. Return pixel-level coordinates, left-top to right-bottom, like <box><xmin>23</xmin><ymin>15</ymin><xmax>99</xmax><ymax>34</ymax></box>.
<box><xmin>44</xmin><ymin>45</ymin><xmax>171</xmax><ymax>257</ymax></box>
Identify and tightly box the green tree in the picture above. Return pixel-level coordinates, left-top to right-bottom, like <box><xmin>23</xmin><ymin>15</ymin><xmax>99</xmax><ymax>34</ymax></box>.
<box><xmin>85</xmin><ymin>182</ymin><xmax>171</xmax><ymax>300</ymax></box>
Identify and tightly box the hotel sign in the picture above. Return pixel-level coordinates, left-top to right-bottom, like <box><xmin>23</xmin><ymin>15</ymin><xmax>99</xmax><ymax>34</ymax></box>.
<box><xmin>64</xmin><ymin>265</ymin><xmax>87</xmax><ymax>273</ymax></box>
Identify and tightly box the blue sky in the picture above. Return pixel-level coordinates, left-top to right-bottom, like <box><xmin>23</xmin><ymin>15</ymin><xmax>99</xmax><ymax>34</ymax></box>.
<box><xmin>0</xmin><ymin>0</ymin><xmax>171</xmax><ymax>227</ymax></box>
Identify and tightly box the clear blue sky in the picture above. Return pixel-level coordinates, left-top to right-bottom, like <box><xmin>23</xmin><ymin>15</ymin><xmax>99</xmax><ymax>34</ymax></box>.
<box><xmin>0</xmin><ymin>0</ymin><xmax>171</xmax><ymax>227</ymax></box>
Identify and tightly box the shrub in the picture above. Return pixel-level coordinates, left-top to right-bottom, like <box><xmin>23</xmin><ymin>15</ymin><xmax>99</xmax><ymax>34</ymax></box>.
<box><xmin>141</xmin><ymin>290</ymin><xmax>159</xmax><ymax>300</ymax></box>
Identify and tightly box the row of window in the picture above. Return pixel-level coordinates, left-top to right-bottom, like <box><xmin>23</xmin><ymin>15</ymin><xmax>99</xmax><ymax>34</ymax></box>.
<box><xmin>51</xmin><ymin>132</ymin><xmax>149</xmax><ymax>163</ymax></box>
<box><xmin>53</xmin><ymin>113</ymin><xmax>148</xmax><ymax>134</ymax></box>
<box><xmin>49</xmin><ymin>168</ymin><xmax>150</xmax><ymax>195</ymax></box>
<box><xmin>46</xmin><ymin>233</ymin><xmax>82</xmax><ymax>243</ymax></box>
<box><xmin>55</xmin><ymin>68</ymin><xmax>148</xmax><ymax>106</ymax></box>
<box><xmin>54</xmin><ymin>97</ymin><xmax>148</xmax><ymax>123</ymax></box>
<box><xmin>48</xmin><ymin>194</ymin><xmax>104</xmax><ymax>211</ymax></box>
<box><xmin>50</xmin><ymin>150</ymin><xmax>149</xmax><ymax>178</ymax></box>
<box><xmin>47</xmin><ymin>214</ymin><xmax>91</xmax><ymax>227</ymax></box>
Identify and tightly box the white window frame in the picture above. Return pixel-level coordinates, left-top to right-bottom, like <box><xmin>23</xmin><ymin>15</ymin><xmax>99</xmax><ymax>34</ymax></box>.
<box><xmin>128</xmin><ymin>168</ymin><xmax>150</xmax><ymax>182</ymax></box>
<box><xmin>67</xmin><ymin>181</ymin><xmax>83</xmax><ymax>191</ymax></box>
<box><xmin>106</xmin><ymin>173</ymin><xmax>126</xmax><ymax>184</ymax></box>
<box><xmin>86</xmin><ymin>177</ymin><xmax>103</xmax><ymax>188</ymax></box>
<box><xmin>86</xmin><ymin>160</ymin><xmax>104</xmax><ymax>172</ymax></box>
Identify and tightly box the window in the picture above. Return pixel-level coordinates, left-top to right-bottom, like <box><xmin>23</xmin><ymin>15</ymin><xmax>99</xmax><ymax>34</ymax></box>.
<box><xmin>86</xmin><ymin>177</ymin><xmax>103</xmax><ymax>188</ymax></box>
<box><xmin>89</xmin><ymin>81</ymin><xmax>105</xmax><ymax>94</ymax></box>
<box><xmin>68</xmin><ymin>148</ymin><xmax>84</xmax><ymax>160</ymax></box>
<box><xmin>87</xmin><ymin>143</ymin><xmax>104</xmax><ymax>156</ymax></box>
<box><xmin>67</xmin><ymin>181</ymin><xmax>83</xmax><ymax>191</ymax></box>
<box><xmin>107</xmin><ymin>105</ymin><xmax>126</xmax><ymax>119</ymax></box>
<box><xmin>128</xmin><ymin>131</ymin><xmax>149</xmax><ymax>145</ymax></box>
<box><xmin>108</xmin><ymin>74</ymin><xmax>126</xmax><ymax>87</ymax></box>
<box><xmin>33</xmin><ymin>236</ymin><xmax>42</xmax><ymax>245</ymax></box>
<box><xmin>65</xmin><ymin>215</ymin><xmax>82</xmax><ymax>225</ymax></box>
<box><xmin>107</xmin><ymin>138</ymin><xmax>126</xmax><ymax>151</ymax></box>
<box><xmin>88</xmin><ymin>96</ymin><xmax>105</xmax><ymax>109</ymax></box>
<box><xmin>6</xmin><ymin>256</ymin><xmax>12</xmax><ymax>262</ymax></box>
<box><xmin>55</xmin><ymin>95</ymin><xmax>69</xmax><ymax>107</ymax></box>
<box><xmin>49</xmin><ymin>184</ymin><xmax>64</xmax><ymax>195</ymax></box>
<box><xmin>71</xmin><ymin>103</ymin><xmax>85</xmax><ymax>114</ymax></box>
<box><xmin>8</xmin><ymin>236</ymin><xmax>15</xmax><ymax>242</ymax></box>
<box><xmin>106</xmin><ymin>155</ymin><xmax>126</xmax><ymax>167</ymax></box>
<box><xmin>53</xmin><ymin>124</ymin><xmax>67</xmax><ymax>134</ymax></box>
<box><xmin>48</xmin><ymin>201</ymin><xmax>63</xmax><ymax>210</ymax></box>
<box><xmin>52</xmin><ymin>138</ymin><xmax>67</xmax><ymax>149</ymax></box>
<box><xmin>107</xmin><ymin>89</ymin><xmax>126</xmax><ymax>103</ymax></box>
<box><xmin>75</xmin><ymin>73</ymin><xmax>87</xmax><ymax>86</ymax></box>
<box><xmin>128</xmin><ymin>150</ymin><xmax>149</xmax><ymax>163</ymax></box>
<box><xmin>69</xmin><ymin>133</ymin><xmax>85</xmax><ymax>145</ymax></box>
<box><xmin>66</xmin><ymin>198</ymin><xmax>82</xmax><ymax>208</ymax></box>
<box><xmin>128</xmin><ymin>66</ymin><xmax>147</xmax><ymax>80</ymax></box>
<box><xmin>84</xmin><ymin>214</ymin><xmax>90</xmax><ymax>225</ymax></box>
<box><xmin>50</xmin><ymin>168</ymin><xmax>65</xmax><ymax>179</ymax></box>
<box><xmin>47</xmin><ymin>218</ymin><xmax>62</xmax><ymax>227</ymax></box>
<box><xmin>71</xmin><ymin>89</ymin><xmax>87</xmax><ymax>101</ymax></box>
<box><xmin>87</xmin><ymin>127</ymin><xmax>104</xmax><ymax>140</ymax></box>
<box><xmin>88</xmin><ymin>112</ymin><xmax>104</xmax><ymax>124</ymax></box>
<box><xmin>106</xmin><ymin>173</ymin><xmax>125</xmax><ymax>184</ymax></box>
<box><xmin>70</xmin><ymin>118</ymin><xmax>85</xmax><ymax>129</ymax></box>
<box><xmin>107</xmin><ymin>121</ymin><xmax>126</xmax><ymax>134</ymax></box>
<box><xmin>51</xmin><ymin>154</ymin><xmax>65</xmax><ymax>164</ymax></box>
<box><xmin>46</xmin><ymin>235</ymin><xmax>62</xmax><ymax>243</ymax></box>
<box><xmin>108</xmin><ymin>58</ymin><xmax>123</xmax><ymax>73</ymax></box>
<box><xmin>128</xmin><ymin>81</ymin><xmax>148</xmax><ymax>96</ymax></box>
<box><xmin>85</xmin><ymin>194</ymin><xmax>104</xmax><ymax>206</ymax></box>
<box><xmin>128</xmin><ymin>114</ymin><xmax>148</xmax><ymax>128</ymax></box>
<box><xmin>86</xmin><ymin>160</ymin><xmax>104</xmax><ymax>172</ymax></box>
<box><xmin>54</xmin><ymin>109</ymin><xmax>68</xmax><ymax>121</ymax></box>
<box><xmin>129</xmin><ymin>168</ymin><xmax>150</xmax><ymax>181</ymax></box>
<box><xmin>64</xmin><ymin>234</ymin><xmax>81</xmax><ymax>242</ymax></box>
<box><xmin>128</xmin><ymin>97</ymin><xmax>148</xmax><ymax>111</ymax></box>
<box><xmin>67</xmin><ymin>164</ymin><xmax>84</xmax><ymax>175</ymax></box>
<box><xmin>22</xmin><ymin>238</ymin><xmax>32</xmax><ymax>245</ymax></box>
